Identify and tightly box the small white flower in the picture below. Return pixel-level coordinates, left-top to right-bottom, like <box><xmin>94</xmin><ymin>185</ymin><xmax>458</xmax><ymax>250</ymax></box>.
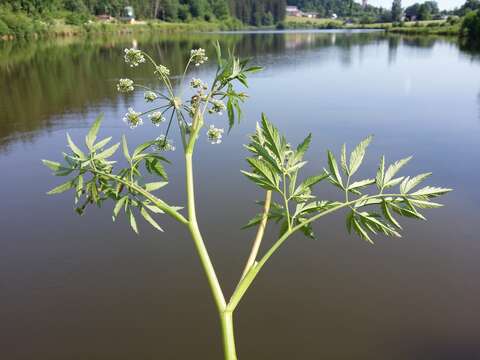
<box><xmin>144</xmin><ymin>91</ymin><xmax>158</xmax><ymax>102</ymax></box>
<box><xmin>155</xmin><ymin>135</ymin><xmax>175</xmax><ymax>151</ymax></box>
<box><xmin>208</xmin><ymin>99</ymin><xmax>226</xmax><ymax>115</ymax></box>
<box><xmin>123</xmin><ymin>107</ymin><xmax>143</xmax><ymax>129</ymax></box>
<box><xmin>190</xmin><ymin>78</ymin><xmax>208</xmax><ymax>90</ymax></box>
<box><xmin>117</xmin><ymin>78</ymin><xmax>134</xmax><ymax>93</ymax></box>
<box><xmin>191</xmin><ymin>48</ymin><xmax>208</xmax><ymax>66</ymax></box>
<box><xmin>154</xmin><ymin>65</ymin><xmax>170</xmax><ymax>77</ymax></box>
<box><xmin>124</xmin><ymin>48</ymin><xmax>145</xmax><ymax>67</ymax></box>
<box><xmin>206</xmin><ymin>125</ymin><xmax>224</xmax><ymax>144</ymax></box>
<box><xmin>149</xmin><ymin>112</ymin><xmax>165</xmax><ymax>126</ymax></box>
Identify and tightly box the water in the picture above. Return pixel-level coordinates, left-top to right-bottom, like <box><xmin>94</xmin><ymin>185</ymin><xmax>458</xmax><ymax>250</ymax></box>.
<box><xmin>1</xmin><ymin>31</ymin><xmax>479</xmax><ymax>360</ymax></box>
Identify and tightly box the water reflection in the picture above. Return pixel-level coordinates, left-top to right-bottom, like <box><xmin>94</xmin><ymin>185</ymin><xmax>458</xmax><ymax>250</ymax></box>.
<box><xmin>1</xmin><ymin>31</ymin><xmax>464</xmax><ymax>152</ymax></box>
<box><xmin>1</xmin><ymin>31</ymin><xmax>480</xmax><ymax>360</ymax></box>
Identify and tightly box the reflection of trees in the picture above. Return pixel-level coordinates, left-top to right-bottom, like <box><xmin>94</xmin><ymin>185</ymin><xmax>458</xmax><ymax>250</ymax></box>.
<box><xmin>0</xmin><ymin>30</ymin><xmax>465</xmax><ymax>151</ymax></box>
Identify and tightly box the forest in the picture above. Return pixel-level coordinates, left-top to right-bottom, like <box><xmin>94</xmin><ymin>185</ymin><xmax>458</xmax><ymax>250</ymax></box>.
<box><xmin>0</xmin><ymin>0</ymin><xmax>286</xmax><ymax>25</ymax></box>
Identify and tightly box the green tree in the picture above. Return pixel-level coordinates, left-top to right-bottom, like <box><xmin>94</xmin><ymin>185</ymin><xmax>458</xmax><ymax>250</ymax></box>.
<box><xmin>391</xmin><ymin>0</ymin><xmax>403</xmax><ymax>21</ymax></box>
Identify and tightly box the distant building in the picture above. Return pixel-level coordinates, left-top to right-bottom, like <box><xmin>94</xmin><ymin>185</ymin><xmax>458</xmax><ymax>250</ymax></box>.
<box><xmin>303</xmin><ymin>12</ymin><xmax>318</xmax><ymax>18</ymax></box>
<box><xmin>286</xmin><ymin>6</ymin><xmax>302</xmax><ymax>17</ymax></box>
<box><xmin>120</xmin><ymin>6</ymin><xmax>135</xmax><ymax>23</ymax></box>
<box><xmin>362</xmin><ymin>0</ymin><xmax>368</xmax><ymax>8</ymax></box>
<box><xmin>331</xmin><ymin>13</ymin><xmax>338</xmax><ymax>19</ymax></box>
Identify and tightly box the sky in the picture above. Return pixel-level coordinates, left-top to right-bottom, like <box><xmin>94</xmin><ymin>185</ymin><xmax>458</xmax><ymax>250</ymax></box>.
<box><xmin>366</xmin><ymin>0</ymin><xmax>465</xmax><ymax>10</ymax></box>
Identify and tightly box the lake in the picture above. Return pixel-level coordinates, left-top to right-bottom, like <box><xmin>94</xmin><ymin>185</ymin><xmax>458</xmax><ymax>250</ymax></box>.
<box><xmin>1</xmin><ymin>30</ymin><xmax>479</xmax><ymax>360</ymax></box>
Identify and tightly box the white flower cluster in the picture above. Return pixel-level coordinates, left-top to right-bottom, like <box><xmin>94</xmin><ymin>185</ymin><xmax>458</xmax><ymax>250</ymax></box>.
<box><xmin>124</xmin><ymin>48</ymin><xmax>145</xmax><ymax>67</ymax></box>
<box><xmin>149</xmin><ymin>112</ymin><xmax>165</xmax><ymax>126</ymax></box>
<box><xmin>208</xmin><ymin>99</ymin><xmax>226</xmax><ymax>115</ymax></box>
<box><xmin>206</xmin><ymin>125</ymin><xmax>224</xmax><ymax>144</ymax></box>
<box><xmin>155</xmin><ymin>135</ymin><xmax>175</xmax><ymax>152</ymax></box>
<box><xmin>155</xmin><ymin>65</ymin><xmax>170</xmax><ymax>77</ymax></box>
<box><xmin>117</xmin><ymin>78</ymin><xmax>134</xmax><ymax>93</ymax></box>
<box><xmin>144</xmin><ymin>91</ymin><xmax>158</xmax><ymax>102</ymax></box>
<box><xmin>191</xmin><ymin>48</ymin><xmax>208</xmax><ymax>66</ymax></box>
<box><xmin>190</xmin><ymin>78</ymin><xmax>208</xmax><ymax>90</ymax></box>
<box><xmin>123</xmin><ymin>108</ymin><xmax>143</xmax><ymax>129</ymax></box>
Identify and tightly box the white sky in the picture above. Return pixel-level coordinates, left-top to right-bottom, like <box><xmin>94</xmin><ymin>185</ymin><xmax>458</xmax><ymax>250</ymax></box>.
<box><xmin>366</xmin><ymin>0</ymin><xmax>464</xmax><ymax>10</ymax></box>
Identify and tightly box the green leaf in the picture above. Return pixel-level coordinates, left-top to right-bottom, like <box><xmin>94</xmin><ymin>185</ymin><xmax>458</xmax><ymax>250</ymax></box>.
<box><xmin>352</xmin><ymin>216</ymin><xmax>373</xmax><ymax>244</ymax></box>
<box><xmin>244</xmin><ymin>65</ymin><xmax>263</xmax><ymax>73</ymax></box>
<box><xmin>410</xmin><ymin>186</ymin><xmax>452</xmax><ymax>198</ymax></box>
<box><xmin>241</xmin><ymin>170</ymin><xmax>277</xmax><ymax>191</ymax></box>
<box><xmin>261</xmin><ymin>113</ymin><xmax>283</xmax><ymax>162</ymax></box>
<box><xmin>300</xmin><ymin>222</ymin><xmax>315</xmax><ymax>239</ymax></box>
<box><xmin>122</xmin><ymin>135</ymin><xmax>131</xmax><ymax>162</ymax></box>
<box><xmin>96</xmin><ymin>143</ymin><xmax>120</xmax><ymax>160</ymax></box>
<box><xmin>113</xmin><ymin>196</ymin><xmax>128</xmax><ymax>220</ymax></box>
<box><xmin>128</xmin><ymin>208</ymin><xmax>138</xmax><ymax>234</ymax></box>
<box><xmin>42</xmin><ymin>159</ymin><xmax>62</xmax><ymax>171</ymax></box>
<box><xmin>384</xmin><ymin>156</ymin><xmax>412</xmax><ymax>185</ymax></box>
<box><xmin>294</xmin><ymin>133</ymin><xmax>312</xmax><ymax>163</ymax></box>
<box><xmin>381</xmin><ymin>201</ymin><xmax>402</xmax><ymax>229</ymax></box>
<box><xmin>242</xmin><ymin>213</ymin><xmax>264</xmax><ymax>229</ymax></box>
<box><xmin>348</xmin><ymin>178</ymin><xmax>375</xmax><ymax>191</ymax></box>
<box><xmin>376</xmin><ymin>155</ymin><xmax>385</xmax><ymax>190</ymax></box>
<box><xmin>246</xmin><ymin>158</ymin><xmax>279</xmax><ymax>188</ymax></box>
<box><xmin>349</xmin><ymin>135</ymin><xmax>373</xmax><ymax>176</ymax></box>
<box><xmin>144</xmin><ymin>182</ymin><xmax>168</xmax><ymax>192</ymax></box>
<box><xmin>67</xmin><ymin>133</ymin><xmax>85</xmax><ymax>159</ymax></box>
<box><xmin>341</xmin><ymin>143</ymin><xmax>348</xmax><ymax>175</ymax></box>
<box><xmin>85</xmin><ymin>114</ymin><xmax>103</xmax><ymax>150</ymax></box>
<box><xmin>47</xmin><ymin>180</ymin><xmax>75</xmax><ymax>195</ymax></box>
<box><xmin>92</xmin><ymin>137</ymin><xmax>112</xmax><ymax>151</ymax></box>
<box><xmin>400</xmin><ymin>173</ymin><xmax>432</xmax><ymax>194</ymax></box>
<box><xmin>140</xmin><ymin>207</ymin><xmax>163</xmax><ymax>231</ymax></box>
<box><xmin>384</xmin><ymin>176</ymin><xmax>405</xmax><ymax>189</ymax></box>
<box><xmin>133</xmin><ymin>140</ymin><xmax>155</xmax><ymax>158</ymax></box>
<box><xmin>327</xmin><ymin>150</ymin><xmax>342</xmax><ymax>187</ymax></box>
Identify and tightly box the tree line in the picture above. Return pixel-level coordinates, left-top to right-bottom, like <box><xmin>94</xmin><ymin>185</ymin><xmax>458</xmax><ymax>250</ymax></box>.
<box><xmin>0</xmin><ymin>0</ymin><xmax>286</xmax><ymax>25</ymax></box>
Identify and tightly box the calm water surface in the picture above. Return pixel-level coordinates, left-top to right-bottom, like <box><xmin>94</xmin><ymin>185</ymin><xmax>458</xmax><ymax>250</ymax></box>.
<box><xmin>1</xmin><ymin>31</ymin><xmax>480</xmax><ymax>360</ymax></box>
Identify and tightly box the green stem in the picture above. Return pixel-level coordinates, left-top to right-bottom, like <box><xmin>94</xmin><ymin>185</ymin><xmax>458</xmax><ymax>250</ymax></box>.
<box><xmin>185</xmin><ymin>152</ymin><xmax>226</xmax><ymax>312</ymax></box>
<box><xmin>93</xmin><ymin>170</ymin><xmax>188</xmax><ymax>225</ymax></box>
<box><xmin>282</xmin><ymin>173</ymin><xmax>292</xmax><ymax>230</ymax></box>
<box><xmin>220</xmin><ymin>311</ymin><xmax>237</xmax><ymax>360</ymax></box>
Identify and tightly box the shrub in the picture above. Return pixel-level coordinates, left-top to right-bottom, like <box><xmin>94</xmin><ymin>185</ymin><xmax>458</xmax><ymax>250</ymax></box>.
<box><xmin>65</xmin><ymin>12</ymin><xmax>90</xmax><ymax>26</ymax></box>
<box><xmin>0</xmin><ymin>9</ymin><xmax>35</xmax><ymax>37</ymax></box>
<box><xmin>0</xmin><ymin>18</ymin><xmax>10</xmax><ymax>36</ymax></box>
<box><xmin>461</xmin><ymin>10</ymin><xmax>480</xmax><ymax>41</ymax></box>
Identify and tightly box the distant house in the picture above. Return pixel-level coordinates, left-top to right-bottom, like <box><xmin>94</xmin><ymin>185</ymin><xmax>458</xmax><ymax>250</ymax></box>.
<box><xmin>303</xmin><ymin>12</ymin><xmax>318</xmax><ymax>18</ymax></box>
<box><xmin>331</xmin><ymin>13</ymin><xmax>338</xmax><ymax>19</ymax></box>
<box><xmin>286</xmin><ymin>6</ymin><xmax>302</xmax><ymax>17</ymax></box>
<box><xmin>120</xmin><ymin>6</ymin><xmax>135</xmax><ymax>23</ymax></box>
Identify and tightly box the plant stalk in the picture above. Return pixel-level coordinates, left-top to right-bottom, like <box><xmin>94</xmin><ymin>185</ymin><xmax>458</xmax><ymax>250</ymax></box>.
<box><xmin>220</xmin><ymin>311</ymin><xmax>238</xmax><ymax>360</ymax></box>
<box><xmin>185</xmin><ymin>152</ymin><xmax>226</xmax><ymax>312</ymax></box>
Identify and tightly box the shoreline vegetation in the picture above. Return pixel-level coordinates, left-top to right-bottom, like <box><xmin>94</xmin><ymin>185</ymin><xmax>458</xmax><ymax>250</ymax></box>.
<box><xmin>0</xmin><ymin>16</ymin><xmax>463</xmax><ymax>42</ymax></box>
<box><xmin>0</xmin><ymin>2</ymin><xmax>477</xmax><ymax>43</ymax></box>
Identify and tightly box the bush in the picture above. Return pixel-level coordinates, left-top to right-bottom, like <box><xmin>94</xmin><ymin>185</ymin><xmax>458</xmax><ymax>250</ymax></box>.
<box><xmin>0</xmin><ymin>18</ymin><xmax>9</xmax><ymax>36</ymax></box>
<box><xmin>65</xmin><ymin>12</ymin><xmax>90</xmax><ymax>26</ymax></box>
<box><xmin>461</xmin><ymin>10</ymin><xmax>480</xmax><ymax>40</ymax></box>
<box><xmin>0</xmin><ymin>9</ymin><xmax>35</xmax><ymax>37</ymax></box>
<box><xmin>276</xmin><ymin>21</ymin><xmax>286</xmax><ymax>30</ymax></box>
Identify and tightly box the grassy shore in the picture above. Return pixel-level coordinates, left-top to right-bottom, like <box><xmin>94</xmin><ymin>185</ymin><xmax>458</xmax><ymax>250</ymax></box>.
<box><xmin>0</xmin><ymin>10</ymin><xmax>244</xmax><ymax>41</ymax></box>
<box><xmin>281</xmin><ymin>15</ymin><xmax>461</xmax><ymax>36</ymax></box>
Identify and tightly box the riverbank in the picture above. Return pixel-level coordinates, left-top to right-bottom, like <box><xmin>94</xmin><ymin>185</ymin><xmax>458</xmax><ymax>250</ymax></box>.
<box><xmin>280</xmin><ymin>16</ymin><xmax>461</xmax><ymax>36</ymax></box>
<box><xmin>0</xmin><ymin>11</ymin><xmax>464</xmax><ymax>42</ymax></box>
<box><xmin>0</xmin><ymin>13</ymin><xmax>244</xmax><ymax>41</ymax></box>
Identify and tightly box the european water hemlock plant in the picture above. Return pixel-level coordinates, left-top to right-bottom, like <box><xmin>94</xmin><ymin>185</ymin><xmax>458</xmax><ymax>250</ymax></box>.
<box><xmin>43</xmin><ymin>43</ymin><xmax>451</xmax><ymax>360</ymax></box>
